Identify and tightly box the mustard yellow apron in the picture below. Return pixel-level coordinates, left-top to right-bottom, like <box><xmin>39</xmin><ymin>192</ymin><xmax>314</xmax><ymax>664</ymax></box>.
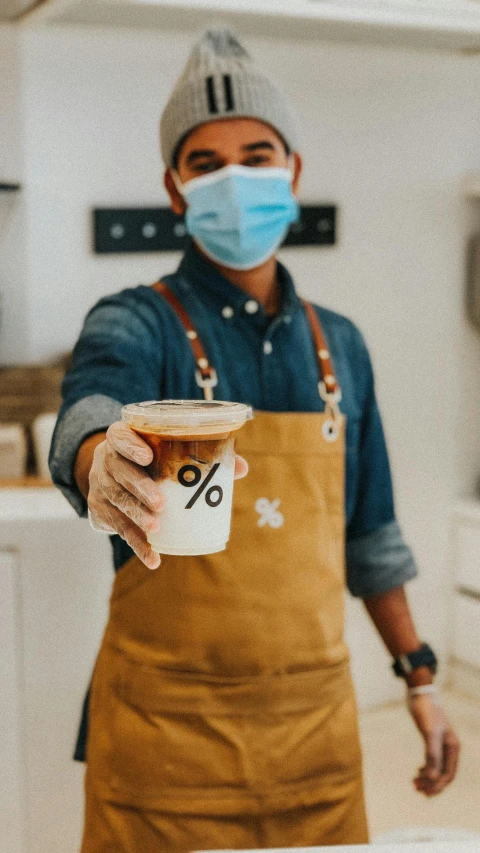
<box><xmin>81</xmin><ymin>287</ymin><xmax>368</xmax><ymax>852</ymax></box>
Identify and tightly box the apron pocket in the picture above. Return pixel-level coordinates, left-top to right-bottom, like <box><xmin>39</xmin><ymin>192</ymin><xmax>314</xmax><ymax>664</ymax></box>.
<box><xmin>86</xmin><ymin>650</ymin><xmax>359</xmax><ymax>809</ymax></box>
<box><xmin>87</xmin><ymin>653</ymin><xmax>256</xmax><ymax>804</ymax></box>
<box><xmin>263</xmin><ymin>688</ymin><xmax>363</xmax><ymax>790</ymax></box>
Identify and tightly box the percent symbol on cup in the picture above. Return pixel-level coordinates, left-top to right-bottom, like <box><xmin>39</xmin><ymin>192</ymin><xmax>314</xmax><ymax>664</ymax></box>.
<box><xmin>178</xmin><ymin>463</ymin><xmax>223</xmax><ymax>509</ymax></box>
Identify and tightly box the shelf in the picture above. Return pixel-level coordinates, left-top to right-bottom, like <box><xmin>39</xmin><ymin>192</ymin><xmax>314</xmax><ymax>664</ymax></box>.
<box><xmin>17</xmin><ymin>0</ymin><xmax>480</xmax><ymax>54</ymax></box>
<box><xmin>0</xmin><ymin>476</ymin><xmax>53</xmax><ymax>489</ymax></box>
<box><xmin>0</xmin><ymin>183</ymin><xmax>21</xmax><ymax>193</ymax></box>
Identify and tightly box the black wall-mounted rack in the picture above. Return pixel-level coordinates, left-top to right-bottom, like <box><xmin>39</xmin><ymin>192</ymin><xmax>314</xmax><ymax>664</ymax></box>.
<box><xmin>93</xmin><ymin>205</ymin><xmax>337</xmax><ymax>254</ymax></box>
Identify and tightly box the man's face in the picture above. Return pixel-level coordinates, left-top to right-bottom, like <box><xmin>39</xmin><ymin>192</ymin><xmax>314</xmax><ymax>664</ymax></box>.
<box><xmin>165</xmin><ymin>117</ymin><xmax>301</xmax><ymax>215</ymax></box>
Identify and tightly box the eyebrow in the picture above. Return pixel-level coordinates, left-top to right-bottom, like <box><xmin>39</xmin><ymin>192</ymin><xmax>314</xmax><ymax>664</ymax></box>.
<box><xmin>241</xmin><ymin>141</ymin><xmax>275</xmax><ymax>153</ymax></box>
<box><xmin>185</xmin><ymin>141</ymin><xmax>275</xmax><ymax>165</ymax></box>
<box><xmin>185</xmin><ymin>149</ymin><xmax>217</xmax><ymax>164</ymax></box>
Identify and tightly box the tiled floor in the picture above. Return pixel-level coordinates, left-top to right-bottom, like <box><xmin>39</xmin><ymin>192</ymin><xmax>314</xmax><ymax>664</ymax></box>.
<box><xmin>359</xmin><ymin>689</ymin><xmax>480</xmax><ymax>842</ymax></box>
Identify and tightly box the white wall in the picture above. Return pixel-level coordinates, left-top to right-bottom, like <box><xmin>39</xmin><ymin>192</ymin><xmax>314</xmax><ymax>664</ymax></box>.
<box><xmin>4</xmin><ymin>23</ymin><xmax>480</xmax><ymax>703</ymax></box>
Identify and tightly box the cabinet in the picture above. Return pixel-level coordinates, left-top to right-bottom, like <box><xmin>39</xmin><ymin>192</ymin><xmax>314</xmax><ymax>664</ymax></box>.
<box><xmin>0</xmin><ymin>487</ymin><xmax>112</xmax><ymax>853</ymax></box>
<box><xmin>451</xmin><ymin>500</ymin><xmax>480</xmax><ymax>672</ymax></box>
<box><xmin>0</xmin><ymin>549</ymin><xmax>25</xmax><ymax>853</ymax></box>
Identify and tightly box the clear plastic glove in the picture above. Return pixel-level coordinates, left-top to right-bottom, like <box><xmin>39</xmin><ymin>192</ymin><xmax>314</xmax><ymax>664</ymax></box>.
<box><xmin>87</xmin><ymin>420</ymin><xmax>248</xmax><ymax>570</ymax></box>
<box><xmin>407</xmin><ymin>688</ymin><xmax>460</xmax><ymax>796</ymax></box>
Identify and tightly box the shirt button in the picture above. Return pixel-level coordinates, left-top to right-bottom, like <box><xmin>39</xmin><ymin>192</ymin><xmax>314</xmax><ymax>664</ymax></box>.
<box><xmin>244</xmin><ymin>299</ymin><xmax>259</xmax><ymax>314</ymax></box>
<box><xmin>263</xmin><ymin>341</ymin><xmax>273</xmax><ymax>355</ymax></box>
<box><xmin>284</xmin><ymin>315</ymin><xmax>292</xmax><ymax>324</ymax></box>
<box><xmin>221</xmin><ymin>306</ymin><xmax>234</xmax><ymax>319</ymax></box>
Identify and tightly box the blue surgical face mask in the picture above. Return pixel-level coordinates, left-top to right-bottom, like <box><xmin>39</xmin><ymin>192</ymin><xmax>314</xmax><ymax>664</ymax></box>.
<box><xmin>172</xmin><ymin>163</ymin><xmax>299</xmax><ymax>271</ymax></box>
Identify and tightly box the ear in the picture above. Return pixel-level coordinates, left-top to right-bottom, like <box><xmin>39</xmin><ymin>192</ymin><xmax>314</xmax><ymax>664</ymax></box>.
<box><xmin>164</xmin><ymin>169</ymin><xmax>187</xmax><ymax>216</ymax></box>
<box><xmin>291</xmin><ymin>152</ymin><xmax>302</xmax><ymax>197</ymax></box>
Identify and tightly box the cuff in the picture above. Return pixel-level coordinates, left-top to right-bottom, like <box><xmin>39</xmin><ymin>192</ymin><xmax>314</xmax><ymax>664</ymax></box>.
<box><xmin>346</xmin><ymin>519</ymin><xmax>418</xmax><ymax>598</ymax></box>
<box><xmin>49</xmin><ymin>394</ymin><xmax>123</xmax><ymax>517</ymax></box>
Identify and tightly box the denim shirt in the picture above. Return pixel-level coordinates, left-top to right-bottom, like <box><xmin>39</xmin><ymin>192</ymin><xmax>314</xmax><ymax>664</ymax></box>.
<box><xmin>50</xmin><ymin>243</ymin><xmax>417</xmax><ymax>597</ymax></box>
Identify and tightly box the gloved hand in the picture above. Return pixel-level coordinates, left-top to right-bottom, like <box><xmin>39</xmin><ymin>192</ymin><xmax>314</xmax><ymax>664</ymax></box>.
<box><xmin>87</xmin><ymin>421</ymin><xmax>248</xmax><ymax>570</ymax></box>
<box><xmin>407</xmin><ymin>686</ymin><xmax>460</xmax><ymax>796</ymax></box>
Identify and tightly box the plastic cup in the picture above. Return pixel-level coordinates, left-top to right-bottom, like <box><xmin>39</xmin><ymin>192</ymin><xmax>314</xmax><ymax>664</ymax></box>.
<box><xmin>121</xmin><ymin>400</ymin><xmax>252</xmax><ymax>556</ymax></box>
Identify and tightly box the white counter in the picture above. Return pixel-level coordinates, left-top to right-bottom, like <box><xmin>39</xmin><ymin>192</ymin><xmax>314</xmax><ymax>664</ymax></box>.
<box><xmin>0</xmin><ymin>484</ymin><xmax>76</xmax><ymax>520</ymax></box>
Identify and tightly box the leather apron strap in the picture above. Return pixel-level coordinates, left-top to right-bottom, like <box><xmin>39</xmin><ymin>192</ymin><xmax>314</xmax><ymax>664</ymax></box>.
<box><xmin>151</xmin><ymin>281</ymin><xmax>342</xmax><ymax>409</ymax></box>
<box><xmin>153</xmin><ymin>281</ymin><xmax>218</xmax><ymax>400</ymax></box>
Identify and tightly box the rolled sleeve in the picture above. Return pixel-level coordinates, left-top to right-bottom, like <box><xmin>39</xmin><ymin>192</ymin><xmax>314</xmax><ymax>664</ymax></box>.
<box><xmin>48</xmin><ymin>289</ymin><xmax>164</xmax><ymax>517</ymax></box>
<box><xmin>346</xmin><ymin>519</ymin><xmax>418</xmax><ymax>597</ymax></box>
<box><xmin>49</xmin><ymin>394</ymin><xmax>122</xmax><ymax>517</ymax></box>
<box><xmin>344</xmin><ymin>330</ymin><xmax>418</xmax><ymax>597</ymax></box>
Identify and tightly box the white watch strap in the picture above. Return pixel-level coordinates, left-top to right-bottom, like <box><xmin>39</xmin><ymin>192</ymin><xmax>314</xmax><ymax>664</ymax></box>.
<box><xmin>407</xmin><ymin>683</ymin><xmax>442</xmax><ymax>706</ymax></box>
<box><xmin>407</xmin><ymin>683</ymin><xmax>438</xmax><ymax>696</ymax></box>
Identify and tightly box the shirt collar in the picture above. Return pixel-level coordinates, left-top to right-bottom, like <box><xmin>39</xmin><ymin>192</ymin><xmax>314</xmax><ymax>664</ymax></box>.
<box><xmin>177</xmin><ymin>241</ymin><xmax>302</xmax><ymax>321</ymax></box>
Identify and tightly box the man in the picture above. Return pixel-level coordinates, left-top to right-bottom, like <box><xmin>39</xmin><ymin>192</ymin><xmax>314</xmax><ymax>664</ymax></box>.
<box><xmin>50</xmin><ymin>29</ymin><xmax>459</xmax><ymax>852</ymax></box>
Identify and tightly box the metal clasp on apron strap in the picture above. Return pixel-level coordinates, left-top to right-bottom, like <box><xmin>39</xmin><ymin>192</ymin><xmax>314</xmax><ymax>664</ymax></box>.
<box><xmin>319</xmin><ymin>381</ymin><xmax>342</xmax><ymax>419</ymax></box>
<box><xmin>319</xmin><ymin>381</ymin><xmax>342</xmax><ymax>442</ymax></box>
<box><xmin>301</xmin><ymin>299</ymin><xmax>343</xmax><ymax>441</ymax></box>
<box><xmin>195</xmin><ymin>366</ymin><xmax>218</xmax><ymax>401</ymax></box>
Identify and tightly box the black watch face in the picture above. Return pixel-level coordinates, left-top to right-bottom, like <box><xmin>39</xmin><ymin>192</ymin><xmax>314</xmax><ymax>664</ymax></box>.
<box><xmin>393</xmin><ymin>645</ymin><xmax>437</xmax><ymax>677</ymax></box>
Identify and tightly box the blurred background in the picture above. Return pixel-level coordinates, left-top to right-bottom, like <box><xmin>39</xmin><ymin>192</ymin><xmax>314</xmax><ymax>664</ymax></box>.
<box><xmin>2</xmin><ymin>1</ymin><xmax>480</xmax><ymax>850</ymax></box>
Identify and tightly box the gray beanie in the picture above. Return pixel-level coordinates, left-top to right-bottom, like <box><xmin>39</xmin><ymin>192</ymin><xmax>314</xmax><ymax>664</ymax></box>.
<box><xmin>160</xmin><ymin>29</ymin><xmax>299</xmax><ymax>167</ymax></box>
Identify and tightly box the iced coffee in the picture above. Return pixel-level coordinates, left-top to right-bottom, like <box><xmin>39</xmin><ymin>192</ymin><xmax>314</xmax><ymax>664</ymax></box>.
<box><xmin>121</xmin><ymin>400</ymin><xmax>252</xmax><ymax>555</ymax></box>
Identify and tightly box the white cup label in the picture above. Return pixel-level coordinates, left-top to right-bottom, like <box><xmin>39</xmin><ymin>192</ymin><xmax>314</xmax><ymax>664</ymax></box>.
<box><xmin>144</xmin><ymin>434</ymin><xmax>235</xmax><ymax>556</ymax></box>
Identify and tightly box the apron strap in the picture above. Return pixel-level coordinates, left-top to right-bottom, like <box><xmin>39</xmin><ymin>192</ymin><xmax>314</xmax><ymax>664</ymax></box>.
<box><xmin>152</xmin><ymin>281</ymin><xmax>218</xmax><ymax>401</ymax></box>
<box><xmin>302</xmin><ymin>299</ymin><xmax>342</xmax><ymax>408</ymax></box>
<box><xmin>151</xmin><ymin>281</ymin><xmax>341</xmax><ymax>408</ymax></box>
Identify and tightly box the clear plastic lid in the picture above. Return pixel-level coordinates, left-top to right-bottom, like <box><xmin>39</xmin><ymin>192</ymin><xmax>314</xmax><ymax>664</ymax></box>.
<box><xmin>122</xmin><ymin>399</ymin><xmax>253</xmax><ymax>435</ymax></box>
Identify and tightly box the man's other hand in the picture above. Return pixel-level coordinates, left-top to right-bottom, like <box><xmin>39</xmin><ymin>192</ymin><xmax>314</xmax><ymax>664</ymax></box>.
<box><xmin>408</xmin><ymin>691</ymin><xmax>460</xmax><ymax>796</ymax></box>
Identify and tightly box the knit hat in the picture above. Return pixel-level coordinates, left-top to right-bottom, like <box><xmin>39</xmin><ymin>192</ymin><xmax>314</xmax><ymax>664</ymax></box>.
<box><xmin>160</xmin><ymin>29</ymin><xmax>299</xmax><ymax>167</ymax></box>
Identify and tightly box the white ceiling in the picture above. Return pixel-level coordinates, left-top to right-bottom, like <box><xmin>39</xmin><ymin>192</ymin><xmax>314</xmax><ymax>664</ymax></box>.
<box><xmin>4</xmin><ymin>0</ymin><xmax>480</xmax><ymax>53</ymax></box>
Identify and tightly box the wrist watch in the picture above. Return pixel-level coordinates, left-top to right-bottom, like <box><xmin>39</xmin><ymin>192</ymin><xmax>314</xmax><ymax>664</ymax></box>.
<box><xmin>392</xmin><ymin>642</ymin><xmax>438</xmax><ymax>678</ymax></box>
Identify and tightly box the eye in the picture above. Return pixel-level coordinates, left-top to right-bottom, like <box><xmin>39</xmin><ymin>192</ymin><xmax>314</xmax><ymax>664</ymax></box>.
<box><xmin>192</xmin><ymin>160</ymin><xmax>223</xmax><ymax>174</ymax></box>
<box><xmin>242</xmin><ymin>155</ymin><xmax>271</xmax><ymax>167</ymax></box>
